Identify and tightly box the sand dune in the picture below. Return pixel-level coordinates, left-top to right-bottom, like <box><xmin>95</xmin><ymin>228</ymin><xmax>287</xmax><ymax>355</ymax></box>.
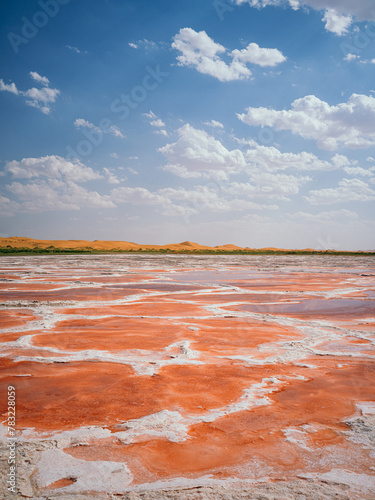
<box><xmin>0</xmin><ymin>236</ymin><xmax>368</xmax><ymax>253</ymax></box>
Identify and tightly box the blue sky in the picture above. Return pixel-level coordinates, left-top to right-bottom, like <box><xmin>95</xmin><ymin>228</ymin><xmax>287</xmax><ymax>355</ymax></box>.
<box><xmin>1</xmin><ymin>0</ymin><xmax>375</xmax><ymax>249</ymax></box>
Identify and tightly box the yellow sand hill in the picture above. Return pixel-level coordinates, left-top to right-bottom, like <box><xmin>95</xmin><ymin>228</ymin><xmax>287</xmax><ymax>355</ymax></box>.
<box><xmin>0</xmin><ymin>237</ymin><xmax>361</xmax><ymax>253</ymax></box>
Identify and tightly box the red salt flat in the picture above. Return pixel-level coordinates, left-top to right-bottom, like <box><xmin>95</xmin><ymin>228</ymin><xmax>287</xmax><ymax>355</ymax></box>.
<box><xmin>0</xmin><ymin>256</ymin><xmax>374</xmax><ymax>496</ymax></box>
<box><xmin>0</xmin><ymin>309</ymin><xmax>38</xmax><ymax>329</ymax></box>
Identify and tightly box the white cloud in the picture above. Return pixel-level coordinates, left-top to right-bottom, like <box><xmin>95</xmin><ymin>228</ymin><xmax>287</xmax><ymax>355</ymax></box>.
<box><xmin>74</xmin><ymin>118</ymin><xmax>125</xmax><ymax>139</ymax></box>
<box><xmin>0</xmin><ymin>73</ymin><xmax>59</xmax><ymax>114</ymax></box>
<box><xmin>172</xmin><ymin>28</ymin><xmax>285</xmax><ymax>82</ymax></box>
<box><xmin>65</xmin><ymin>45</ymin><xmax>88</xmax><ymax>54</ymax></box>
<box><xmin>343</xmin><ymin>165</ymin><xmax>375</xmax><ymax>176</ymax></box>
<box><xmin>103</xmin><ymin>168</ymin><xmax>121</xmax><ymax>184</ymax></box>
<box><xmin>344</xmin><ymin>53</ymin><xmax>360</xmax><ymax>61</ymax></box>
<box><xmin>74</xmin><ymin>118</ymin><xmax>96</xmax><ymax>129</ymax></box>
<box><xmin>110</xmin><ymin>181</ymin><xmax>279</xmax><ymax>218</ymax></box>
<box><xmin>5</xmin><ymin>155</ymin><xmax>102</xmax><ymax>182</ymax></box>
<box><xmin>7</xmin><ymin>179</ymin><xmax>115</xmax><ymax>212</ymax></box>
<box><xmin>110</xmin><ymin>153</ymin><xmax>119</xmax><ymax>158</ymax></box>
<box><xmin>144</xmin><ymin>111</ymin><xmax>167</xmax><ymax>134</ymax></box>
<box><xmin>159</xmin><ymin>124</ymin><xmax>353</xmax><ymax>181</ymax></box>
<box><xmin>109</xmin><ymin>125</ymin><xmax>126</xmax><ymax>139</ymax></box>
<box><xmin>306</xmin><ymin>178</ymin><xmax>375</xmax><ymax>204</ymax></box>
<box><xmin>238</xmin><ymin>93</ymin><xmax>375</xmax><ymax>150</ymax></box>
<box><xmin>111</xmin><ymin>186</ymin><xmax>168</xmax><ymax>206</ymax></box>
<box><xmin>150</xmin><ymin>118</ymin><xmax>165</xmax><ymax>127</ymax></box>
<box><xmin>128</xmin><ymin>39</ymin><xmax>164</xmax><ymax>51</ymax></box>
<box><xmin>0</xmin><ymin>79</ymin><xmax>19</xmax><ymax>95</ymax></box>
<box><xmin>204</xmin><ymin>120</ymin><xmax>224</xmax><ymax>128</ymax></box>
<box><xmin>3</xmin><ymin>155</ymin><xmax>114</xmax><ymax>214</ymax></box>
<box><xmin>243</xmin><ymin>142</ymin><xmax>351</xmax><ymax>171</ymax></box>
<box><xmin>233</xmin><ymin>0</ymin><xmax>375</xmax><ymax>35</ymax></box>
<box><xmin>143</xmin><ymin>111</ymin><xmax>156</xmax><ymax>119</ymax></box>
<box><xmin>29</xmin><ymin>71</ymin><xmax>49</xmax><ymax>86</ymax></box>
<box><xmin>23</xmin><ymin>86</ymin><xmax>60</xmax><ymax>114</ymax></box>
<box><xmin>231</xmin><ymin>42</ymin><xmax>286</xmax><ymax>67</ymax></box>
<box><xmin>223</xmin><ymin>173</ymin><xmax>312</xmax><ymax>201</ymax></box>
<box><xmin>322</xmin><ymin>8</ymin><xmax>352</xmax><ymax>35</ymax></box>
<box><xmin>159</xmin><ymin>124</ymin><xmax>246</xmax><ymax>178</ymax></box>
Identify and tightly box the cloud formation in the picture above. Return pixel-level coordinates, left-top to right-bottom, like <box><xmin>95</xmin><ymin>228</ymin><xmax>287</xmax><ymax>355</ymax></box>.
<box><xmin>4</xmin><ymin>155</ymin><xmax>102</xmax><ymax>182</ymax></box>
<box><xmin>237</xmin><ymin>93</ymin><xmax>375</xmax><ymax>150</ymax></box>
<box><xmin>306</xmin><ymin>178</ymin><xmax>375</xmax><ymax>204</ymax></box>
<box><xmin>233</xmin><ymin>0</ymin><xmax>375</xmax><ymax>35</ymax></box>
<box><xmin>2</xmin><ymin>156</ymin><xmax>114</xmax><ymax>214</ymax></box>
<box><xmin>172</xmin><ymin>28</ymin><xmax>286</xmax><ymax>81</ymax></box>
<box><xmin>74</xmin><ymin>118</ymin><xmax>126</xmax><ymax>139</ymax></box>
<box><xmin>0</xmin><ymin>71</ymin><xmax>60</xmax><ymax>114</ymax></box>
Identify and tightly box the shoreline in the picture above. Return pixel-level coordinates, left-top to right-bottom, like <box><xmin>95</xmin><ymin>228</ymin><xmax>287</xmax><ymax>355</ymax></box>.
<box><xmin>0</xmin><ymin>247</ymin><xmax>374</xmax><ymax>256</ymax></box>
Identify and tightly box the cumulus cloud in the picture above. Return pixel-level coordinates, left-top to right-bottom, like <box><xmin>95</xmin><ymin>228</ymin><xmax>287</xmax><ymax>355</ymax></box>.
<box><xmin>306</xmin><ymin>178</ymin><xmax>375</xmax><ymax>204</ymax></box>
<box><xmin>231</xmin><ymin>42</ymin><xmax>286</xmax><ymax>67</ymax></box>
<box><xmin>233</xmin><ymin>0</ymin><xmax>375</xmax><ymax>35</ymax></box>
<box><xmin>159</xmin><ymin>124</ymin><xmax>354</xmax><ymax>181</ymax></box>
<box><xmin>243</xmin><ymin>142</ymin><xmax>352</xmax><ymax>171</ymax></box>
<box><xmin>172</xmin><ymin>28</ymin><xmax>286</xmax><ymax>82</ymax></box>
<box><xmin>2</xmin><ymin>155</ymin><xmax>116</xmax><ymax>214</ymax></box>
<box><xmin>111</xmin><ymin>186</ymin><xmax>169</xmax><ymax>206</ymax></box>
<box><xmin>159</xmin><ymin>124</ymin><xmax>246</xmax><ymax>178</ymax></box>
<box><xmin>7</xmin><ymin>179</ymin><xmax>115</xmax><ymax>212</ymax></box>
<box><xmin>343</xmin><ymin>165</ymin><xmax>375</xmax><ymax>176</ymax></box>
<box><xmin>4</xmin><ymin>155</ymin><xmax>102</xmax><ymax>182</ymax></box>
<box><xmin>0</xmin><ymin>72</ymin><xmax>60</xmax><ymax>114</ymax></box>
<box><xmin>237</xmin><ymin>93</ymin><xmax>375</xmax><ymax>150</ymax></box>
<box><xmin>322</xmin><ymin>8</ymin><xmax>352</xmax><ymax>35</ymax></box>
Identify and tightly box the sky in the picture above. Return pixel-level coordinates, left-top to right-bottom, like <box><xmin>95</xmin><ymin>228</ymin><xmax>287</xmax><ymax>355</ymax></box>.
<box><xmin>0</xmin><ymin>0</ymin><xmax>375</xmax><ymax>250</ymax></box>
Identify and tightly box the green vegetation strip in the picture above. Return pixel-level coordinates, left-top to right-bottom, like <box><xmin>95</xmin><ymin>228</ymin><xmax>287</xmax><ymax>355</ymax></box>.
<box><xmin>0</xmin><ymin>246</ymin><xmax>373</xmax><ymax>256</ymax></box>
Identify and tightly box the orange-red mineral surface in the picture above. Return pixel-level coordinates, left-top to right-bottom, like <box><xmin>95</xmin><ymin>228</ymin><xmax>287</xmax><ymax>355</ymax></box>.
<box><xmin>0</xmin><ymin>254</ymin><xmax>374</xmax><ymax>498</ymax></box>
